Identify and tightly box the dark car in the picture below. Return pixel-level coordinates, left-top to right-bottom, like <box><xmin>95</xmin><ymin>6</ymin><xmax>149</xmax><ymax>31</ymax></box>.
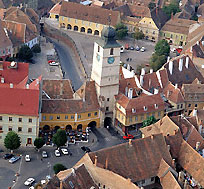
<box><xmin>81</xmin><ymin>146</ymin><xmax>91</xmax><ymax>153</ymax></box>
<box><xmin>3</xmin><ymin>154</ymin><xmax>14</xmax><ymax>159</ymax></box>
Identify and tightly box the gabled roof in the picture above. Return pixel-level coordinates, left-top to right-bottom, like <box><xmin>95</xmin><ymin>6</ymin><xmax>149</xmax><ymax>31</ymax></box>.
<box><xmin>49</xmin><ymin>2</ymin><xmax>62</xmax><ymax>15</ymax></box>
<box><xmin>160</xmin><ymin>171</ymin><xmax>181</xmax><ymax>189</ymax></box>
<box><xmin>59</xmin><ymin>1</ymin><xmax>120</xmax><ymax>26</ymax></box>
<box><xmin>88</xmin><ymin>133</ymin><xmax>173</xmax><ymax>183</ymax></box>
<box><xmin>0</xmin><ymin>19</ymin><xmax>12</xmax><ymax>49</ymax></box>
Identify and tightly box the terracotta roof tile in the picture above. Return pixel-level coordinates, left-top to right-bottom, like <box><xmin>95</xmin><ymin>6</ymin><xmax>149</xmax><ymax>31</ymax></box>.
<box><xmin>59</xmin><ymin>1</ymin><xmax>120</xmax><ymax>26</ymax></box>
<box><xmin>160</xmin><ymin>171</ymin><xmax>181</xmax><ymax>189</ymax></box>
<box><xmin>0</xmin><ymin>20</ymin><xmax>12</xmax><ymax>50</ymax></box>
<box><xmin>49</xmin><ymin>2</ymin><xmax>61</xmax><ymax>14</ymax></box>
<box><xmin>88</xmin><ymin>133</ymin><xmax>173</xmax><ymax>183</ymax></box>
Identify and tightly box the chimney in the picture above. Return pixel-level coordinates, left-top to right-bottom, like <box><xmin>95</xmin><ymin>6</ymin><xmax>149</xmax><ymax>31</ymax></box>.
<box><xmin>105</xmin><ymin>157</ymin><xmax>108</xmax><ymax>169</ymax></box>
<box><xmin>175</xmin><ymin>84</ymin><xmax>178</xmax><ymax>89</ymax></box>
<box><xmin>190</xmin><ymin>46</ymin><xmax>193</xmax><ymax>53</ymax></box>
<box><xmin>179</xmin><ymin>58</ymin><xmax>183</xmax><ymax>72</ymax></box>
<box><xmin>1</xmin><ymin>77</ymin><xmax>4</xmax><ymax>83</ymax></box>
<box><xmin>128</xmin><ymin>88</ymin><xmax>133</xmax><ymax>99</ymax></box>
<box><xmin>151</xmin><ymin>135</ymin><xmax>154</xmax><ymax>140</ymax></box>
<box><xmin>185</xmin><ymin>56</ymin><xmax>189</xmax><ymax>68</ymax></box>
<box><xmin>150</xmin><ymin>69</ymin><xmax>153</xmax><ymax>73</ymax></box>
<box><xmin>26</xmin><ymin>84</ymin><xmax>29</xmax><ymax>89</ymax></box>
<box><xmin>196</xmin><ymin>41</ymin><xmax>199</xmax><ymax>45</ymax></box>
<box><xmin>60</xmin><ymin>82</ymin><xmax>63</xmax><ymax>96</ymax></box>
<box><xmin>154</xmin><ymin>88</ymin><xmax>159</xmax><ymax>94</ymax></box>
<box><xmin>10</xmin><ymin>83</ymin><xmax>13</xmax><ymax>88</ymax></box>
<box><xmin>169</xmin><ymin>61</ymin><xmax>173</xmax><ymax>75</ymax></box>
<box><xmin>172</xmin><ymin>158</ymin><xmax>176</xmax><ymax>168</ymax></box>
<box><xmin>140</xmin><ymin>68</ymin><xmax>145</xmax><ymax>86</ymax></box>
<box><xmin>129</xmin><ymin>139</ymin><xmax>132</xmax><ymax>146</ymax></box>
<box><xmin>192</xmin><ymin>109</ymin><xmax>197</xmax><ymax>116</ymax></box>
<box><xmin>196</xmin><ymin>141</ymin><xmax>200</xmax><ymax>151</ymax></box>
<box><xmin>125</xmin><ymin>87</ymin><xmax>128</xmax><ymax>96</ymax></box>
<box><xmin>94</xmin><ymin>155</ymin><xmax>98</xmax><ymax>166</ymax></box>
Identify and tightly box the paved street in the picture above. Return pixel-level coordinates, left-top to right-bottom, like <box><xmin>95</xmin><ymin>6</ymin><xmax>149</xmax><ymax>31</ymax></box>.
<box><xmin>0</xmin><ymin>127</ymin><xmax>130</xmax><ymax>189</ymax></box>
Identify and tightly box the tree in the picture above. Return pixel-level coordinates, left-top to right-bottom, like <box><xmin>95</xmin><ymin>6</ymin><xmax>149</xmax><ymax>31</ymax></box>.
<box><xmin>115</xmin><ymin>23</ymin><xmax>128</xmax><ymax>40</ymax></box>
<box><xmin>155</xmin><ymin>39</ymin><xmax>170</xmax><ymax>57</ymax></box>
<box><xmin>133</xmin><ymin>28</ymin><xmax>144</xmax><ymax>41</ymax></box>
<box><xmin>162</xmin><ymin>0</ymin><xmax>181</xmax><ymax>17</ymax></box>
<box><xmin>53</xmin><ymin>163</ymin><xmax>67</xmax><ymax>174</ymax></box>
<box><xmin>150</xmin><ymin>53</ymin><xmax>166</xmax><ymax>71</ymax></box>
<box><xmin>34</xmin><ymin>137</ymin><xmax>45</xmax><ymax>151</ymax></box>
<box><xmin>4</xmin><ymin>131</ymin><xmax>21</xmax><ymax>152</ymax></box>
<box><xmin>31</xmin><ymin>44</ymin><xmax>41</xmax><ymax>53</ymax></box>
<box><xmin>18</xmin><ymin>45</ymin><xmax>33</xmax><ymax>61</ymax></box>
<box><xmin>142</xmin><ymin>116</ymin><xmax>157</xmax><ymax>128</ymax></box>
<box><xmin>52</xmin><ymin>129</ymin><xmax>67</xmax><ymax>148</ymax></box>
<box><xmin>148</xmin><ymin>2</ymin><xmax>156</xmax><ymax>10</ymax></box>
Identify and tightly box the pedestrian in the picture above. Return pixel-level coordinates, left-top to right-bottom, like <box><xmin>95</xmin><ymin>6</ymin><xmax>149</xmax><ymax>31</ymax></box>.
<box><xmin>41</xmin><ymin>158</ymin><xmax>43</xmax><ymax>161</ymax></box>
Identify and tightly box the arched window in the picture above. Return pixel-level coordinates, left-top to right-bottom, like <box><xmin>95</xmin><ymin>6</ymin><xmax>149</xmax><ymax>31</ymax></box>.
<box><xmin>74</xmin><ymin>26</ymin><xmax>78</xmax><ymax>31</ymax></box>
<box><xmin>80</xmin><ymin>27</ymin><xmax>85</xmax><ymax>32</ymax></box>
<box><xmin>94</xmin><ymin>30</ymin><xmax>99</xmax><ymax>35</ymax></box>
<box><xmin>67</xmin><ymin>24</ymin><xmax>72</xmax><ymax>30</ymax></box>
<box><xmin>87</xmin><ymin>28</ymin><xmax>92</xmax><ymax>34</ymax></box>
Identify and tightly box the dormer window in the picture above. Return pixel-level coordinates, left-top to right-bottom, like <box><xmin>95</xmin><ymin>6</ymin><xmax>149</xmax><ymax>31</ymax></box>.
<box><xmin>154</xmin><ymin>104</ymin><xmax>158</xmax><ymax>109</ymax></box>
<box><xmin>144</xmin><ymin>106</ymin><xmax>147</xmax><ymax>111</ymax></box>
<box><xmin>132</xmin><ymin>108</ymin><xmax>136</xmax><ymax>113</ymax></box>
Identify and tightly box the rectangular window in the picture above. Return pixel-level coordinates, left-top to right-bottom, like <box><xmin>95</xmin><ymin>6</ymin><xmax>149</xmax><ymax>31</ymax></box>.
<box><xmin>98</xmin><ymin>45</ymin><xmax>100</xmax><ymax>52</ymax></box>
<box><xmin>106</xmin><ymin>107</ymin><xmax>109</xmax><ymax>111</ymax></box>
<box><xmin>28</xmin><ymin>128</ymin><xmax>32</xmax><ymax>133</ymax></box>
<box><xmin>195</xmin><ymin>104</ymin><xmax>198</xmax><ymax>107</ymax></box>
<box><xmin>57</xmin><ymin>115</ymin><xmax>60</xmax><ymax>120</ymax></box>
<box><xmin>135</xmin><ymin>116</ymin><xmax>138</xmax><ymax>121</ymax></box>
<box><xmin>71</xmin><ymin>115</ymin><xmax>74</xmax><ymax>119</ymax></box>
<box><xmin>19</xmin><ymin>118</ymin><xmax>22</xmax><ymax>122</ymax></box>
<box><xmin>29</xmin><ymin>118</ymin><xmax>32</xmax><ymax>123</ymax></box>
<box><xmin>110</xmin><ymin>48</ymin><xmax>114</xmax><ymax>55</ymax></box>
<box><xmin>42</xmin><ymin>116</ymin><xmax>46</xmax><ymax>121</ymax></box>
<box><xmin>0</xmin><ymin>116</ymin><xmax>2</xmax><ymax>121</ymax></box>
<box><xmin>107</xmin><ymin>98</ymin><xmax>109</xmax><ymax>101</ymax></box>
<box><xmin>158</xmin><ymin>111</ymin><xmax>161</xmax><ymax>117</ymax></box>
<box><xmin>94</xmin><ymin>112</ymin><xmax>98</xmax><ymax>116</ymax></box>
<box><xmin>78</xmin><ymin>115</ymin><xmax>81</xmax><ymax>119</ymax></box>
<box><xmin>8</xmin><ymin>127</ymin><xmax>12</xmax><ymax>131</ymax></box>
<box><xmin>188</xmin><ymin>104</ymin><xmax>191</xmax><ymax>107</ymax></box>
<box><xmin>18</xmin><ymin>127</ymin><xmax>22</xmax><ymax>132</ymax></box>
<box><xmin>181</xmin><ymin>36</ymin><xmax>183</xmax><ymax>40</ymax></box>
<box><xmin>9</xmin><ymin>117</ymin><xmax>12</xmax><ymax>122</ymax></box>
<box><xmin>65</xmin><ymin>115</ymin><xmax>68</xmax><ymax>119</ymax></box>
<box><xmin>181</xmin><ymin>104</ymin><xmax>183</xmax><ymax>108</ymax></box>
<box><xmin>68</xmin><ymin>18</ymin><xmax>70</xmax><ymax>22</ymax></box>
<box><xmin>50</xmin><ymin>116</ymin><xmax>53</xmax><ymax>120</ymax></box>
<box><xmin>177</xmin><ymin>105</ymin><xmax>179</xmax><ymax>109</ymax></box>
<box><xmin>88</xmin><ymin>113</ymin><xmax>91</xmax><ymax>117</ymax></box>
<box><xmin>96</xmin><ymin>23</ymin><xmax>98</xmax><ymax>28</ymax></box>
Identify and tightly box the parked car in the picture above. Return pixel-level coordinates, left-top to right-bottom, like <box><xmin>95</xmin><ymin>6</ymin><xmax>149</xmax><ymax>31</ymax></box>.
<box><xmin>61</xmin><ymin>148</ymin><xmax>69</xmax><ymax>155</ymax></box>
<box><xmin>120</xmin><ymin>46</ymin><xmax>124</xmax><ymax>53</ymax></box>
<box><xmin>49</xmin><ymin>61</ymin><xmax>59</xmax><ymax>66</ymax></box>
<box><xmin>48</xmin><ymin>60</ymin><xmax>55</xmax><ymax>64</ymax></box>
<box><xmin>3</xmin><ymin>154</ymin><xmax>13</xmax><ymax>159</ymax></box>
<box><xmin>29</xmin><ymin>186</ymin><xmax>34</xmax><ymax>189</ymax></box>
<box><xmin>130</xmin><ymin>46</ymin><xmax>134</xmax><ymax>50</ymax></box>
<box><xmin>123</xmin><ymin>134</ymin><xmax>134</xmax><ymax>140</ymax></box>
<box><xmin>135</xmin><ymin>46</ymin><xmax>140</xmax><ymax>51</ymax></box>
<box><xmin>41</xmin><ymin>180</ymin><xmax>46</xmax><ymax>184</ymax></box>
<box><xmin>42</xmin><ymin>151</ymin><xmax>48</xmax><ymax>158</ymax></box>
<box><xmin>81</xmin><ymin>146</ymin><xmax>91</xmax><ymax>153</ymax></box>
<box><xmin>9</xmin><ymin>156</ymin><xmax>21</xmax><ymax>163</ymax></box>
<box><xmin>125</xmin><ymin>43</ymin><xmax>129</xmax><ymax>50</ymax></box>
<box><xmin>25</xmin><ymin>155</ymin><xmax>31</xmax><ymax>162</ymax></box>
<box><xmin>55</xmin><ymin>149</ymin><xmax>61</xmax><ymax>157</ymax></box>
<box><xmin>24</xmin><ymin>178</ymin><xmax>35</xmax><ymax>186</ymax></box>
<box><xmin>140</xmin><ymin>47</ymin><xmax>146</xmax><ymax>52</ymax></box>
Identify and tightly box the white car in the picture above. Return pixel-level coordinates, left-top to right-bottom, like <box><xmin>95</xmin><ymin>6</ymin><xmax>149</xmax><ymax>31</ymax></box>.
<box><xmin>42</xmin><ymin>151</ymin><xmax>48</xmax><ymax>158</ymax></box>
<box><xmin>49</xmin><ymin>61</ymin><xmax>59</xmax><ymax>66</ymax></box>
<box><xmin>140</xmin><ymin>47</ymin><xmax>146</xmax><ymax>52</ymax></box>
<box><xmin>25</xmin><ymin>155</ymin><xmax>31</xmax><ymax>162</ymax></box>
<box><xmin>29</xmin><ymin>187</ymin><xmax>34</xmax><ymax>189</ymax></box>
<box><xmin>55</xmin><ymin>149</ymin><xmax>61</xmax><ymax>157</ymax></box>
<box><xmin>41</xmin><ymin>179</ymin><xmax>46</xmax><ymax>184</ymax></box>
<box><xmin>24</xmin><ymin>178</ymin><xmax>35</xmax><ymax>186</ymax></box>
<box><xmin>61</xmin><ymin>148</ymin><xmax>69</xmax><ymax>155</ymax></box>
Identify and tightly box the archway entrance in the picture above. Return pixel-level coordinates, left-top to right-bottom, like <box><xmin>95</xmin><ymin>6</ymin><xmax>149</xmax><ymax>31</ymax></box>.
<box><xmin>94</xmin><ymin>30</ymin><xmax>99</xmax><ymax>35</ymax></box>
<box><xmin>43</xmin><ymin>125</ymin><xmax>50</xmax><ymax>131</ymax></box>
<box><xmin>77</xmin><ymin>124</ymin><xmax>82</xmax><ymax>131</ymax></box>
<box><xmin>80</xmin><ymin>27</ymin><xmax>85</xmax><ymax>32</ymax></box>
<box><xmin>104</xmin><ymin>117</ymin><xmax>112</xmax><ymax>128</ymax></box>
<box><xmin>67</xmin><ymin>24</ymin><xmax>72</xmax><ymax>30</ymax></box>
<box><xmin>74</xmin><ymin>26</ymin><xmax>78</xmax><ymax>31</ymax></box>
<box><xmin>87</xmin><ymin>28</ymin><xmax>92</xmax><ymax>34</ymax></box>
<box><xmin>88</xmin><ymin>121</ymin><xmax>97</xmax><ymax>128</ymax></box>
<box><xmin>66</xmin><ymin>125</ymin><xmax>72</xmax><ymax>132</ymax></box>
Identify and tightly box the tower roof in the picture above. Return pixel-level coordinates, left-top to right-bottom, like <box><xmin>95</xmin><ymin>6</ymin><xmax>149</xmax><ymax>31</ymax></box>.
<box><xmin>97</xmin><ymin>26</ymin><xmax>121</xmax><ymax>49</ymax></box>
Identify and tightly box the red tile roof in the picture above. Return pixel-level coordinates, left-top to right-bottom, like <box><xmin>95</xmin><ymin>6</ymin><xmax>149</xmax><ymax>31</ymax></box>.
<box><xmin>49</xmin><ymin>2</ymin><xmax>61</xmax><ymax>14</ymax></box>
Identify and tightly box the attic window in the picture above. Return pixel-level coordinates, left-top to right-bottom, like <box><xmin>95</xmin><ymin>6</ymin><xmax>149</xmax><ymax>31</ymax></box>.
<box><xmin>144</xmin><ymin>106</ymin><xmax>147</xmax><ymax>111</ymax></box>
<box><xmin>132</xmin><ymin>108</ymin><xmax>136</xmax><ymax>113</ymax></box>
<box><xmin>154</xmin><ymin>104</ymin><xmax>158</xmax><ymax>109</ymax></box>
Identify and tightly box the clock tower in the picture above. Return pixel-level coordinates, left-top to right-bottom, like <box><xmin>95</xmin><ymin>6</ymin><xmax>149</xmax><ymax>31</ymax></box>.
<box><xmin>91</xmin><ymin>26</ymin><xmax>121</xmax><ymax>118</ymax></box>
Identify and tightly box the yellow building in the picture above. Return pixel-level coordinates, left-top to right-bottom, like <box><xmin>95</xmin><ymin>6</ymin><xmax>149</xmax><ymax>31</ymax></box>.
<box><xmin>115</xmin><ymin>93</ymin><xmax>165</xmax><ymax>134</ymax></box>
<box><xmin>40</xmin><ymin>80</ymin><xmax>100</xmax><ymax>132</ymax></box>
<box><xmin>57</xmin><ymin>1</ymin><xmax>120</xmax><ymax>36</ymax></box>
<box><xmin>49</xmin><ymin>2</ymin><xmax>61</xmax><ymax>20</ymax></box>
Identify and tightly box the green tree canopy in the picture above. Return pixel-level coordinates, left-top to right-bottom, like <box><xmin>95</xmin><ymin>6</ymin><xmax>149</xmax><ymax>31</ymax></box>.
<box><xmin>52</xmin><ymin>129</ymin><xmax>67</xmax><ymax>148</ymax></box>
<box><xmin>53</xmin><ymin>163</ymin><xmax>67</xmax><ymax>174</ymax></box>
<box><xmin>155</xmin><ymin>39</ymin><xmax>170</xmax><ymax>57</ymax></box>
<box><xmin>148</xmin><ymin>2</ymin><xmax>156</xmax><ymax>10</ymax></box>
<box><xmin>4</xmin><ymin>131</ymin><xmax>21</xmax><ymax>152</ymax></box>
<box><xmin>142</xmin><ymin>116</ymin><xmax>157</xmax><ymax>128</ymax></box>
<box><xmin>34</xmin><ymin>137</ymin><xmax>45</xmax><ymax>150</ymax></box>
<box><xmin>31</xmin><ymin>44</ymin><xmax>41</xmax><ymax>53</ymax></box>
<box><xmin>115</xmin><ymin>23</ymin><xmax>128</xmax><ymax>40</ymax></box>
<box><xmin>18</xmin><ymin>45</ymin><xmax>33</xmax><ymax>61</ymax></box>
<box><xmin>150</xmin><ymin>53</ymin><xmax>166</xmax><ymax>71</ymax></box>
<box><xmin>133</xmin><ymin>28</ymin><xmax>144</xmax><ymax>40</ymax></box>
<box><xmin>162</xmin><ymin>0</ymin><xmax>181</xmax><ymax>17</ymax></box>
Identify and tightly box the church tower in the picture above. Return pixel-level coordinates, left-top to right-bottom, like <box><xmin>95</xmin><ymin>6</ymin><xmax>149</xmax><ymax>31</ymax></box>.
<box><xmin>91</xmin><ymin>26</ymin><xmax>121</xmax><ymax>118</ymax></box>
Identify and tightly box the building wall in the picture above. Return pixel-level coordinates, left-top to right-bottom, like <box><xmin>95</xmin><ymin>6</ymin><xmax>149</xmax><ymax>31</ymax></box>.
<box><xmin>50</xmin><ymin>13</ymin><xmax>59</xmax><ymax>20</ymax></box>
<box><xmin>25</xmin><ymin>37</ymin><xmax>39</xmax><ymax>49</ymax></box>
<box><xmin>40</xmin><ymin>110</ymin><xmax>100</xmax><ymax>131</ymax></box>
<box><xmin>0</xmin><ymin>45</ymin><xmax>13</xmax><ymax>59</ymax></box>
<box><xmin>59</xmin><ymin>16</ymin><xmax>104</xmax><ymax>36</ymax></box>
<box><xmin>122</xmin><ymin>18</ymin><xmax>139</xmax><ymax>33</ymax></box>
<box><xmin>139</xmin><ymin>17</ymin><xmax>159</xmax><ymax>42</ymax></box>
<box><xmin>160</xmin><ymin>31</ymin><xmax>187</xmax><ymax>46</ymax></box>
<box><xmin>184</xmin><ymin>101</ymin><xmax>204</xmax><ymax>115</ymax></box>
<box><xmin>0</xmin><ymin>114</ymin><xmax>39</xmax><ymax>146</ymax></box>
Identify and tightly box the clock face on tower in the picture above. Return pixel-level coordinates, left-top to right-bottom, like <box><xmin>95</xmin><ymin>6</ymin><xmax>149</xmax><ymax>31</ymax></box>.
<box><xmin>107</xmin><ymin>57</ymin><xmax>115</xmax><ymax>64</ymax></box>
<box><xmin>96</xmin><ymin>54</ymin><xmax>100</xmax><ymax>62</ymax></box>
